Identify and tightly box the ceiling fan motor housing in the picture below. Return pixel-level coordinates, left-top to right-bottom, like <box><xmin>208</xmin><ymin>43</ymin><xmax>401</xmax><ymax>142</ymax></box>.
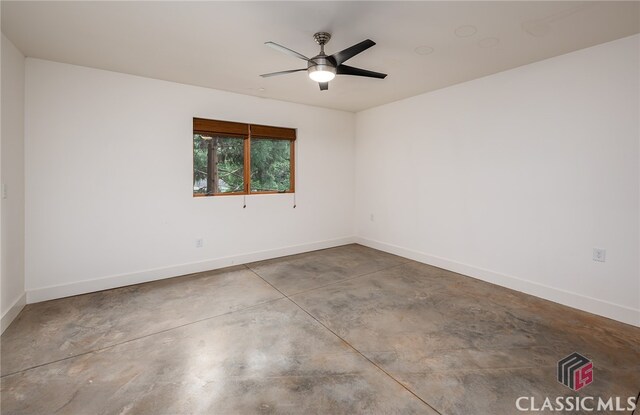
<box><xmin>308</xmin><ymin>55</ymin><xmax>335</xmax><ymax>70</ymax></box>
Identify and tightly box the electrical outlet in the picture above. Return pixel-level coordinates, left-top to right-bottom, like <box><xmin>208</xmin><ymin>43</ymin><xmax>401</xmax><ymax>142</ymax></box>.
<box><xmin>195</xmin><ymin>238</ymin><xmax>204</xmax><ymax>248</ymax></box>
<box><xmin>370</xmin><ymin>214</ymin><xmax>374</xmax><ymax>222</ymax></box>
<box><xmin>593</xmin><ymin>248</ymin><xmax>606</xmax><ymax>262</ymax></box>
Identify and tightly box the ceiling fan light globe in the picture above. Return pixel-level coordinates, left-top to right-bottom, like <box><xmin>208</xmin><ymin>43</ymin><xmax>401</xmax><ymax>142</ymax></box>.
<box><xmin>309</xmin><ymin>70</ymin><xmax>336</xmax><ymax>82</ymax></box>
<box><xmin>308</xmin><ymin>64</ymin><xmax>336</xmax><ymax>83</ymax></box>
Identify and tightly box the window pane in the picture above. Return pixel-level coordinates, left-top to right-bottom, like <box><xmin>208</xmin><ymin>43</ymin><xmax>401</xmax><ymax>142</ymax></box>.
<box><xmin>193</xmin><ymin>134</ymin><xmax>209</xmax><ymax>194</ymax></box>
<box><xmin>250</xmin><ymin>138</ymin><xmax>291</xmax><ymax>192</ymax></box>
<box><xmin>193</xmin><ymin>134</ymin><xmax>245</xmax><ymax>195</ymax></box>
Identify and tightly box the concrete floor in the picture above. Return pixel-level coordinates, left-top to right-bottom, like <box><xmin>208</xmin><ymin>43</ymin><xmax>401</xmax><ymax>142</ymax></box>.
<box><xmin>1</xmin><ymin>244</ymin><xmax>638</xmax><ymax>414</ymax></box>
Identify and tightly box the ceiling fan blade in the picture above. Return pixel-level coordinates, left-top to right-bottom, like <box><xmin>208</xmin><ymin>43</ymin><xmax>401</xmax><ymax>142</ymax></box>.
<box><xmin>336</xmin><ymin>64</ymin><xmax>387</xmax><ymax>79</ymax></box>
<box><xmin>260</xmin><ymin>68</ymin><xmax>307</xmax><ymax>78</ymax></box>
<box><xmin>331</xmin><ymin>39</ymin><xmax>376</xmax><ymax>65</ymax></box>
<box><xmin>319</xmin><ymin>82</ymin><xmax>329</xmax><ymax>91</ymax></box>
<box><xmin>265</xmin><ymin>41</ymin><xmax>309</xmax><ymax>61</ymax></box>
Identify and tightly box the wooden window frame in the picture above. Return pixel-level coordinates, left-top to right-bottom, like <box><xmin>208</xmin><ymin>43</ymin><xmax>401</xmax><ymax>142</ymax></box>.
<box><xmin>193</xmin><ymin>118</ymin><xmax>296</xmax><ymax>197</ymax></box>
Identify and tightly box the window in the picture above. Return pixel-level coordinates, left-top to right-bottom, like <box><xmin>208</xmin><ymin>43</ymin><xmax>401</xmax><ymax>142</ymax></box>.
<box><xmin>193</xmin><ymin>118</ymin><xmax>295</xmax><ymax>196</ymax></box>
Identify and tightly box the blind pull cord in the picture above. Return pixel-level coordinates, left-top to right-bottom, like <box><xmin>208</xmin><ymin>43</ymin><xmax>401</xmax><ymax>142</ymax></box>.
<box><xmin>293</xmin><ymin>138</ymin><xmax>297</xmax><ymax>209</ymax></box>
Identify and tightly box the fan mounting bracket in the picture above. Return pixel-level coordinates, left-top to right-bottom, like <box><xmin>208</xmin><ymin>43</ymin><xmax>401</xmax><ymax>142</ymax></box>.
<box><xmin>313</xmin><ymin>32</ymin><xmax>331</xmax><ymax>46</ymax></box>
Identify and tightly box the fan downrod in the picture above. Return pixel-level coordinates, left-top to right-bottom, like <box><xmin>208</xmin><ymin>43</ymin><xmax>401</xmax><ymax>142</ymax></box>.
<box><xmin>313</xmin><ymin>32</ymin><xmax>331</xmax><ymax>54</ymax></box>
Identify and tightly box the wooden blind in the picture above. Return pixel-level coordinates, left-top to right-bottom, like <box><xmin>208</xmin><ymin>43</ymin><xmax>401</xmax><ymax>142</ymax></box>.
<box><xmin>193</xmin><ymin>118</ymin><xmax>248</xmax><ymax>136</ymax></box>
<box><xmin>251</xmin><ymin>124</ymin><xmax>296</xmax><ymax>140</ymax></box>
<box><xmin>193</xmin><ymin>118</ymin><xmax>296</xmax><ymax>140</ymax></box>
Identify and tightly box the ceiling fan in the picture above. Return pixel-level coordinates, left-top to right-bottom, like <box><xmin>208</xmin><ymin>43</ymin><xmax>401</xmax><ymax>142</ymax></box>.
<box><xmin>260</xmin><ymin>32</ymin><xmax>387</xmax><ymax>91</ymax></box>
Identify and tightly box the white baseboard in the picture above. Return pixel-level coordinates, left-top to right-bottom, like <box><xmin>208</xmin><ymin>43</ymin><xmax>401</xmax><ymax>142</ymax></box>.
<box><xmin>355</xmin><ymin>237</ymin><xmax>640</xmax><ymax>327</ymax></box>
<box><xmin>1</xmin><ymin>292</ymin><xmax>26</xmax><ymax>334</ymax></box>
<box><xmin>26</xmin><ymin>236</ymin><xmax>356</xmax><ymax>304</ymax></box>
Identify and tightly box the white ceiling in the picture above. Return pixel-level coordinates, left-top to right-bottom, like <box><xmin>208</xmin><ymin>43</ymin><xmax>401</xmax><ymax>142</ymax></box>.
<box><xmin>2</xmin><ymin>1</ymin><xmax>639</xmax><ymax>112</ymax></box>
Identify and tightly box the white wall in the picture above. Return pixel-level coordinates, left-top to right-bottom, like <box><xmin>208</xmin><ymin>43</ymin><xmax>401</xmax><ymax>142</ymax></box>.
<box><xmin>1</xmin><ymin>34</ymin><xmax>26</xmax><ymax>332</ymax></box>
<box><xmin>355</xmin><ymin>35</ymin><xmax>640</xmax><ymax>326</ymax></box>
<box><xmin>19</xmin><ymin>35</ymin><xmax>640</xmax><ymax>327</ymax></box>
<box><xmin>25</xmin><ymin>59</ymin><xmax>355</xmax><ymax>301</ymax></box>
